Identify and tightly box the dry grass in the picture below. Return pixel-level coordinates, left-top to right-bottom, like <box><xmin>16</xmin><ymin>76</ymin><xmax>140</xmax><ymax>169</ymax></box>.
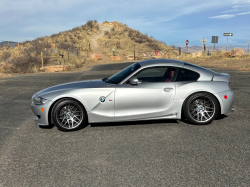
<box><xmin>98</xmin><ymin>22</ymin><xmax>171</xmax><ymax>58</ymax></box>
<box><xmin>181</xmin><ymin>55</ymin><xmax>250</xmax><ymax>72</ymax></box>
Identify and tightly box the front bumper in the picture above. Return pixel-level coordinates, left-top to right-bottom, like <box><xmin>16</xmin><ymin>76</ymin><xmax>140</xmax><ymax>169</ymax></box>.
<box><xmin>214</xmin><ymin>89</ymin><xmax>234</xmax><ymax>114</ymax></box>
<box><xmin>31</xmin><ymin>101</ymin><xmax>52</xmax><ymax>126</ymax></box>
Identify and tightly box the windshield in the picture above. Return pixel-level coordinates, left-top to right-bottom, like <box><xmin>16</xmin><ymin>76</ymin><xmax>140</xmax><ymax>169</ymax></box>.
<box><xmin>108</xmin><ymin>62</ymin><xmax>141</xmax><ymax>84</ymax></box>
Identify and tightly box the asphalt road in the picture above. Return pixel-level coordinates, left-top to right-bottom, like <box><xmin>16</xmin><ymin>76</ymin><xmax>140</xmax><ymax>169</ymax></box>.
<box><xmin>0</xmin><ymin>62</ymin><xmax>249</xmax><ymax>186</ymax></box>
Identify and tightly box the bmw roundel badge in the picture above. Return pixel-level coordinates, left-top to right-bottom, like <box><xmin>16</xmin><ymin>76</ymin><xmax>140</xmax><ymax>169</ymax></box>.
<box><xmin>99</xmin><ymin>96</ymin><xmax>106</xmax><ymax>103</ymax></box>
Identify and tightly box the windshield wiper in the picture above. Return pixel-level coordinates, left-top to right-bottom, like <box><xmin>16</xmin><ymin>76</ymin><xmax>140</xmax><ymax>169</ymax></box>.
<box><xmin>102</xmin><ymin>77</ymin><xmax>109</xmax><ymax>83</ymax></box>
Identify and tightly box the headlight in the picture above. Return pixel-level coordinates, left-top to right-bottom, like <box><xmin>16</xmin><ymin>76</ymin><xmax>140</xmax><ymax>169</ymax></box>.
<box><xmin>32</xmin><ymin>96</ymin><xmax>48</xmax><ymax>105</ymax></box>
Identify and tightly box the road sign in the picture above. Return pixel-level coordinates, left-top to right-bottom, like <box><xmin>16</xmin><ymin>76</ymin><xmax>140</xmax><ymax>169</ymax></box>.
<box><xmin>211</xmin><ymin>36</ymin><xmax>218</xmax><ymax>50</ymax></box>
<box><xmin>223</xmin><ymin>33</ymin><xmax>233</xmax><ymax>36</ymax></box>
<box><xmin>186</xmin><ymin>40</ymin><xmax>189</xmax><ymax>46</ymax></box>
<box><xmin>200</xmin><ymin>38</ymin><xmax>207</xmax><ymax>44</ymax></box>
<box><xmin>211</xmin><ymin>36</ymin><xmax>218</xmax><ymax>44</ymax></box>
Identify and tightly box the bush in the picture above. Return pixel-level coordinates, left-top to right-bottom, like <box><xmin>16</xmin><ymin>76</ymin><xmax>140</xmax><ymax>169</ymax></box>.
<box><xmin>95</xmin><ymin>24</ymin><xmax>99</xmax><ymax>30</ymax></box>
<box><xmin>116</xmin><ymin>41</ymin><xmax>121</xmax><ymax>49</ymax></box>
<box><xmin>1</xmin><ymin>51</ymin><xmax>11</xmax><ymax>61</ymax></box>
<box><xmin>123</xmin><ymin>28</ymin><xmax>128</xmax><ymax>32</ymax></box>
<box><xmin>29</xmin><ymin>40</ymin><xmax>51</xmax><ymax>57</ymax></box>
<box><xmin>147</xmin><ymin>43</ymin><xmax>161</xmax><ymax>51</ymax></box>
<box><xmin>86</xmin><ymin>20</ymin><xmax>94</xmax><ymax>30</ymax></box>
<box><xmin>104</xmin><ymin>31</ymin><xmax>109</xmax><ymax>35</ymax></box>
<box><xmin>57</xmin><ymin>42</ymin><xmax>72</xmax><ymax>50</ymax></box>
<box><xmin>6</xmin><ymin>53</ymin><xmax>43</xmax><ymax>73</ymax></box>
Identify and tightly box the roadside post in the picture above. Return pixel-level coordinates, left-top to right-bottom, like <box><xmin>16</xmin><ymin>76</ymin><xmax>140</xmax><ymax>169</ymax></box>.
<box><xmin>223</xmin><ymin>33</ymin><xmax>233</xmax><ymax>51</ymax></box>
<box><xmin>68</xmin><ymin>48</ymin><xmax>69</xmax><ymax>60</ymax></box>
<box><xmin>58</xmin><ymin>52</ymin><xmax>60</xmax><ymax>65</ymax></box>
<box><xmin>200</xmin><ymin>38</ymin><xmax>207</xmax><ymax>52</ymax></box>
<box><xmin>179</xmin><ymin>47</ymin><xmax>181</xmax><ymax>56</ymax></box>
<box><xmin>112</xmin><ymin>48</ymin><xmax>115</xmax><ymax>56</ymax></box>
<box><xmin>186</xmin><ymin>40</ymin><xmax>189</xmax><ymax>53</ymax></box>
<box><xmin>41</xmin><ymin>52</ymin><xmax>43</xmax><ymax>67</ymax></box>
<box><xmin>134</xmin><ymin>44</ymin><xmax>135</xmax><ymax>60</ymax></box>
<box><xmin>211</xmin><ymin>36</ymin><xmax>218</xmax><ymax>50</ymax></box>
<box><xmin>248</xmin><ymin>41</ymin><xmax>249</xmax><ymax>53</ymax></box>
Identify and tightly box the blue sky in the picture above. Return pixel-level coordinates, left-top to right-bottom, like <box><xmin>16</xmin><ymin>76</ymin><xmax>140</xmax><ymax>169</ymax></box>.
<box><xmin>0</xmin><ymin>0</ymin><xmax>250</xmax><ymax>48</ymax></box>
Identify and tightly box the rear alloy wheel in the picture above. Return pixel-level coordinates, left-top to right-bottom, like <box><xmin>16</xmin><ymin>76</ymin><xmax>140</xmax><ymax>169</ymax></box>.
<box><xmin>184</xmin><ymin>92</ymin><xmax>219</xmax><ymax>125</ymax></box>
<box><xmin>52</xmin><ymin>99</ymin><xmax>87</xmax><ymax>131</ymax></box>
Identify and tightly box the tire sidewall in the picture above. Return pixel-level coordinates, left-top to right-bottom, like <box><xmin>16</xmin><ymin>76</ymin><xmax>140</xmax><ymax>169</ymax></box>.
<box><xmin>184</xmin><ymin>92</ymin><xmax>219</xmax><ymax>125</ymax></box>
<box><xmin>52</xmin><ymin>99</ymin><xmax>87</xmax><ymax>131</ymax></box>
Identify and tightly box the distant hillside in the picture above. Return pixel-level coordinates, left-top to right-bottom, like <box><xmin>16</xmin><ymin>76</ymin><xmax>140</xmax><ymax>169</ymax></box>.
<box><xmin>0</xmin><ymin>41</ymin><xmax>18</xmax><ymax>48</ymax></box>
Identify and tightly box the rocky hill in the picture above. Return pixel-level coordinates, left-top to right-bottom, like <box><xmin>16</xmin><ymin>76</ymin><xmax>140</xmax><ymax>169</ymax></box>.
<box><xmin>0</xmin><ymin>20</ymin><xmax>171</xmax><ymax>74</ymax></box>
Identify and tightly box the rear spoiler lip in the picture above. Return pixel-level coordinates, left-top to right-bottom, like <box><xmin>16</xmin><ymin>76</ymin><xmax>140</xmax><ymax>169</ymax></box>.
<box><xmin>212</xmin><ymin>73</ymin><xmax>230</xmax><ymax>82</ymax></box>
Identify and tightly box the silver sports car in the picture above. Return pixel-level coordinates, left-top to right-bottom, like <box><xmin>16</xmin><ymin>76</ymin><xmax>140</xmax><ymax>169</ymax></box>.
<box><xmin>31</xmin><ymin>59</ymin><xmax>234</xmax><ymax>131</ymax></box>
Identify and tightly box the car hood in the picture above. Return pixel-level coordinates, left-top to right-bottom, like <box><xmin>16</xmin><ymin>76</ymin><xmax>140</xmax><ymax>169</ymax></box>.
<box><xmin>36</xmin><ymin>80</ymin><xmax>110</xmax><ymax>97</ymax></box>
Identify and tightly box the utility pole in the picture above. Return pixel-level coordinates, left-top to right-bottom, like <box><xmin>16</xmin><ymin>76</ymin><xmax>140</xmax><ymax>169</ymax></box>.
<box><xmin>226</xmin><ymin>36</ymin><xmax>229</xmax><ymax>51</ymax></box>
<box><xmin>68</xmin><ymin>48</ymin><xmax>69</xmax><ymax>60</ymax></box>
<box><xmin>248</xmin><ymin>41</ymin><xmax>249</xmax><ymax>53</ymax></box>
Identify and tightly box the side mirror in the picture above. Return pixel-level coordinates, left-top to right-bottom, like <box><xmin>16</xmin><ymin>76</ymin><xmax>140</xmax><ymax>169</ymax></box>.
<box><xmin>129</xmin><ymin>77</ymin><xmax>139</xmax><ymax>85</ymax></box>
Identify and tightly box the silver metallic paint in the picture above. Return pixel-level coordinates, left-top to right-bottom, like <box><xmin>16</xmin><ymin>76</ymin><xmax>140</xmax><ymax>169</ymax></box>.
<box><xmin>31</xmin><ymin>59</ymin><xmax>234</xmax><ymax>126</ymax></box>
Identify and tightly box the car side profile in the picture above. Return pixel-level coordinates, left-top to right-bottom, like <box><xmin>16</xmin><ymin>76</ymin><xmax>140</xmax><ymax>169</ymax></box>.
<box><xmin>31</xmin><ymin>59</ymin><xmax>234</xmax><ymax>131</ymax></box>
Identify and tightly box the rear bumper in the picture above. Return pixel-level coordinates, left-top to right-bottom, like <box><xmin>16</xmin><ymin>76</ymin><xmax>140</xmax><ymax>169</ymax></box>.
<box><xmin>214</xmin><ymin>89</ymin><xmax>234</xmax><ymax>114</ymax></box>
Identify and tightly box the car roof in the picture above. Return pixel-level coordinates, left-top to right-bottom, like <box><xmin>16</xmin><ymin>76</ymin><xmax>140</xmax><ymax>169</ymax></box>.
<box><xmin>138</xmin><ymin>59</ymin><xmax>185</xmax><ymax>68</ymax></box>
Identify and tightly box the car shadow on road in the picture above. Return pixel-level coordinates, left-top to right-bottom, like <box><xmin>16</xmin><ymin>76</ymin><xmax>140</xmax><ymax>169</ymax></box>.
<box><xmin>216</xmin><ymin>114</ymin><xmax>228</xmax><ymax>120</ymax></box>
<box><xmin>39</xmin><ymin>124</ymin><xmax>55</xmax><ymax>129</ymax></box>
<box><xmin>90</xmin><ymin>119</ymin><xmax>178</xmax><ymax>127</ymax></box>
<box><xmin>179</xmin><ymin>114</ymin><xmax>228</xmax><ymax>125</ymax></box>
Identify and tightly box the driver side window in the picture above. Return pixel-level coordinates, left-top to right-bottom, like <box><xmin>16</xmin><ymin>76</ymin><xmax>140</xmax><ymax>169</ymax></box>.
<box><xmin>132</xmin><ymin>67</ymin><xmax>177</xmax><ymax>83</ymax></box>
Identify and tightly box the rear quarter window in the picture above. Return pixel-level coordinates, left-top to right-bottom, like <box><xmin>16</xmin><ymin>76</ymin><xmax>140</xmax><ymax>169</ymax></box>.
<box><xmin>176</xmin><ymin>68</ymin><xmax>200</xmax><ymax>82</ymax></box>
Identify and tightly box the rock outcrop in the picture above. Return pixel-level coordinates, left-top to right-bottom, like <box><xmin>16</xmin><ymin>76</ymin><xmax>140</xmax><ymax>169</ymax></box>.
<box><xmin>230</xmin><ymin>48</ymin><xmax>244</xmax><ymax>57</ymax></box>
<box><xmin>90</xmin><ymin>53</ymin><xmax>102</xmax><ymax>60</ymax></box>
<box><xmin>110</xmin><ymin>56</ymin><xmax>122</xmax><ymax>61</ymax></box>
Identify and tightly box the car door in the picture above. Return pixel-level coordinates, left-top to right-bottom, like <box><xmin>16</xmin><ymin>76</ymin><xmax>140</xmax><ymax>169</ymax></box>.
<box><xmin>114</xmin><ymin>66</ymin><xmax>177</xmax><ymax>120</ymax></box>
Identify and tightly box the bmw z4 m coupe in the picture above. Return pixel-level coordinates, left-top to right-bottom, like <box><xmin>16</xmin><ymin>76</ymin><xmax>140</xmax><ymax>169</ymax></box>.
<box><xmin>31</xmin><ymin>59</ymin><xmax>234</xmax><ymax>131</ymax></box>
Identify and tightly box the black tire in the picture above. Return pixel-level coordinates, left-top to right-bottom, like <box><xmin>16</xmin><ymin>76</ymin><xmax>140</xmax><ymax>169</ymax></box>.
<box><xmin>51</xmin><ymin>99</ymin><xmax>88</xmax><ymax>131</ymax></box>
<box><xmin>183</xmin><ymin>92</ymin><xmax>219</xmax><ymax>125</ymax></box>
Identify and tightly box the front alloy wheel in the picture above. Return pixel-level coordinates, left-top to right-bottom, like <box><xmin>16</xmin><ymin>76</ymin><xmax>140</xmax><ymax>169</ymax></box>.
<box><xmin>52</xmin><ymin>99</ymin><xmax>87</xmax><ymax>131</ymax></box>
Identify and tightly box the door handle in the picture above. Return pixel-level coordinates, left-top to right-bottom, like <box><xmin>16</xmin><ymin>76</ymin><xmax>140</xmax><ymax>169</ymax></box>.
<box><xmin>164</xmin><ymin>88</ymin><xmax>174</xmax><ymax>92</ymax></box>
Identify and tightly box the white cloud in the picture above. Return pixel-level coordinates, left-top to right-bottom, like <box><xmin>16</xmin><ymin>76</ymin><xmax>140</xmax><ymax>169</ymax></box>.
<box><xmin>222</xmin><ymin>9</ymin><xmax>239</xmax><ymax>13</ymax></box>
<box><xmin>233</xmin><ymin>0</ymin><xmax>250</xmax><ymax>3</ymax></box>
<box><xmin>209</xmin><ymin>14</ymin><xmax>236</xmax><ymax>19</ymax></box>
<box><xmin>236</xmin><ymin>11</ymin><xmax>250</xmax><ymax>15</ymax></box>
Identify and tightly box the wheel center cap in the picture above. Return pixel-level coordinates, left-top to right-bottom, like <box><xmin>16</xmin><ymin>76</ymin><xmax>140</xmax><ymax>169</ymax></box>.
<box><xmin>66</xmin><ymin>112</ymin><xmax>72</xmax><ymax>118</ymax></box>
